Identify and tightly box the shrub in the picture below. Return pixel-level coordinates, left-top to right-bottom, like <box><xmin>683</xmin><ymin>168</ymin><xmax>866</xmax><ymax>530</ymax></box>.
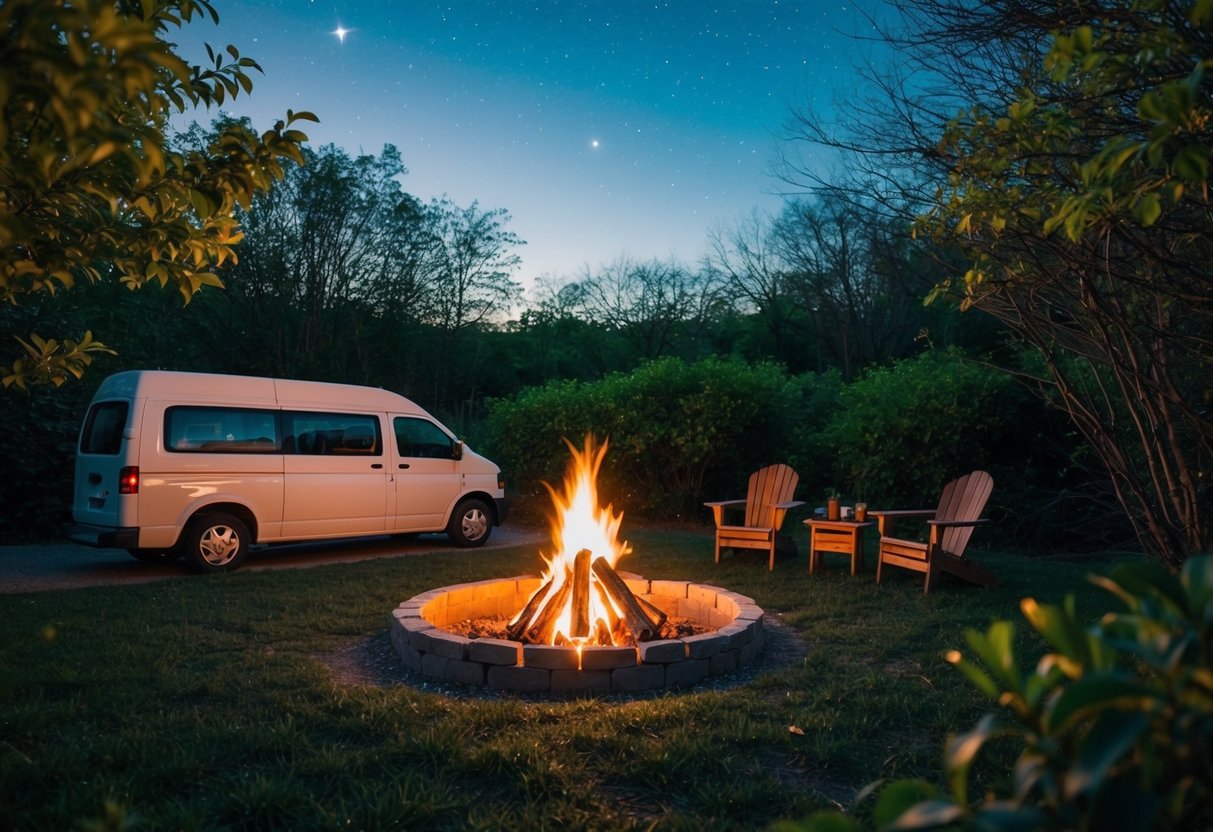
<box><xmin>0</xmin><ymin>381</ymin><xmax>93</xmax><ymax>542</ymax></box>
<box><xmin>821</xmin><ymin>348</ymin><xmax>1019</xmax><ymax>506</ymax></box>
<box><xmin>483</xmin><ymin>356</ymin><xmax>820</xmax><ymax>519</ymax></box>
<box><xmin>777</xmin><ymin>556</ymin><xmax>1213</xmax><ymax>831</ymax></box>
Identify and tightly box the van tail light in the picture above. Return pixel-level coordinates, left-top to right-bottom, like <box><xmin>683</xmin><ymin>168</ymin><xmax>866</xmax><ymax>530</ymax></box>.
<box><xmin>119</xmin><ymin>466</ymin><xmax>140</xmax><ymax>494</ymax></box>
<box><xmin>498</xmin><ymin>474</ymin><xmax>506</xmax><ymax>491</ymax></box>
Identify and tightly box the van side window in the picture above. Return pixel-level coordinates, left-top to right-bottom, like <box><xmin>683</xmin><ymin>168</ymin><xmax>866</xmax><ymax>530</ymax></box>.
<box><xmin>394</xmin><ymin>416</ymin><xmax>455</xmax><ymax>459</ymax></box>
<box><xmin>80</xmin><ymin>401</ymin><xmax>129</xmax><ymax>455</ymax></box>
<box><xmin>283</xmin><ymin>412</ymin><xmax>381</xmax><ymax>456</ymax></box>
<box><xmin>165</xmin><ymin>407</ymin><xmax>280</xmax><ymax>453</ymax></box>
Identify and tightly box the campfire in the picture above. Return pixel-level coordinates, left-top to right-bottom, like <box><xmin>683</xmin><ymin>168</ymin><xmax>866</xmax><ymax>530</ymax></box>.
<box><xmin>506</xmin><ymin>437</ymin><xmax>666</xmax><ymax>647</ymax></box>
<box><xmin>389</xmin><ymin>434</ymin><xmax>768</xmax><ymax>694</ymax></box>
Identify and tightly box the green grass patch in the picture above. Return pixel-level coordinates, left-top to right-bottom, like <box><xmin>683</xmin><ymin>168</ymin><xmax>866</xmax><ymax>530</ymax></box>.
<box><xmin>0</xmin><ymin>528</ymin><xmax>1132</xmax><ymax>830</ymax></box>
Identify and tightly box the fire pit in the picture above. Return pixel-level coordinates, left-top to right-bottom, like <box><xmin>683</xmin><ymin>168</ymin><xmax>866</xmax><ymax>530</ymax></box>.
<box><xmin>391</xmin><ymin>576</ymin><xmax>765</xmax><ymax>693</ymax></box>
<box><xmin>389</xmin><ymin>437</ymin><xmax>766</xmax><ymax>694</ymax></box>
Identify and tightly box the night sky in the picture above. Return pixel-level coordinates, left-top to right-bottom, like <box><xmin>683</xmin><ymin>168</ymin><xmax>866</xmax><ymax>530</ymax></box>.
<box><xmin>182</xmin><ymin>1</ymin><xmax>875</xmax><ymax>292</ymax></box>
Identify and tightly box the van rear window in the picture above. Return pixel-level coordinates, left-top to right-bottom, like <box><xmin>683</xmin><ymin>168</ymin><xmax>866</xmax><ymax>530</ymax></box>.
<box><xmin>166</xmin><ymin>406</ymin><xmax>280</xmax><ymax>453</ymax></box>
<box><xmin>80</xmin><ymin>401</ymin><xmax>129</xmax><ymax>455</ymax></box>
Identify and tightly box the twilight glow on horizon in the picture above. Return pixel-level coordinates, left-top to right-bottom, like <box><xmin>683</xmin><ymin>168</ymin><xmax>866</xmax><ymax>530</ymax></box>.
<box><xmin>184</xmin><ymin>1</ymin><xmax>875</xmax><ymax>291</ymax></box>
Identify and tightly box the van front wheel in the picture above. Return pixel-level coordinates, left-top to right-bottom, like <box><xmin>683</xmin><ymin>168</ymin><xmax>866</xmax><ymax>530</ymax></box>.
<box><xmin>183</xmin><ymin>512</ymin><xmax>250</xmax><ymax>572</ymax></box>
<box><xmin>448</xmin><ymin>498</ymin><xmax>492</xmax><ymax>547</ymax></box>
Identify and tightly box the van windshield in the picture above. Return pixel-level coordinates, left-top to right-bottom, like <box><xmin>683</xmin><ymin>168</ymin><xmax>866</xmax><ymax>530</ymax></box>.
<box><xmin>80</xmin><ymin>401</ymin><xmax>129</xmax><ymax>455</ymax></box>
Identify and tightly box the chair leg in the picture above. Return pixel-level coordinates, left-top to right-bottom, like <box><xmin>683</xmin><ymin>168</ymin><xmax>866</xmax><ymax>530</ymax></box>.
<box><xmin>876</xmin><ymin>551</ymin><xmax>884</xmax><ymax>584</ymax></box>
<box><xmin>714</xmin><ymin>536</ymin><xmax>721</xmax><ymax>564</ymax></box>
<box><xmin>924</xmin><ymin>557</ymin><xmax>940</xmax><ymax>594</ymax></box>
<box><xmin>768</xmin><ymin>540</ymin><xmax>776</xmax><ymax>571</ymax></box>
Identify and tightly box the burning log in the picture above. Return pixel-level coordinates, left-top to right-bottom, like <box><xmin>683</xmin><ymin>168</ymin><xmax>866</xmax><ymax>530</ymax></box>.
<box><xmin>506</xmin><ymin>551</ymin><xmax>666</xmax><ymax>646</ymax></box>
<box><xmin>593</xmin><ymin>617</ymin><xmax>613</xmax><ymax>644</ymax></box>
<box><xmin>592</xmin><ymin>556</ymin><xmax>664</xmax><ymax>642</ymax></box>
<box><xmin>636</xmin><ymin>594</ymin><xmax>669</xmax><ymax>631</ymax></box>
<box><xmin>525</xmin><ymin>565</ymin><xmax>573</xmax><ymax>644</ymax></box>
<box><xmin>570</xmin><ymin>548</ymin><xmax>592</xmax><ymax>639</ymax></box>
<box><xmin>506</xmin><ymin>575</ymin><xmax>554</xmax><ymax>641</ymax></box>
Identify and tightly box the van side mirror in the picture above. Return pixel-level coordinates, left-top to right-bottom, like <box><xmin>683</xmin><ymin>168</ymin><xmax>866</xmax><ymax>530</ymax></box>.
<box><xmin>452</xmin><ymin>440</ymin><xmax>464</xmax><ymax>461</ymax></box>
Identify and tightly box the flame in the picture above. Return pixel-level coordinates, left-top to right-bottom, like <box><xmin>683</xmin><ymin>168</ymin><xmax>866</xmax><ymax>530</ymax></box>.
<box><xmin>522</xmin><ymin>435</ymin><xmax>631</xmax><ymax>645</ymax></box>
<box><xmin>543</xmin><ymin>436</ymin><xmax>630</xmax><ymax>574</ymax></box>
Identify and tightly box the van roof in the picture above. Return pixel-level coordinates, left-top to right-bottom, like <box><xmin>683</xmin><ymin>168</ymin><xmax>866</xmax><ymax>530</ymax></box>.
<box><xmin>93</xmin><ymin>370</ymin><xmax>428</xmax><ymax>415</ymax></box>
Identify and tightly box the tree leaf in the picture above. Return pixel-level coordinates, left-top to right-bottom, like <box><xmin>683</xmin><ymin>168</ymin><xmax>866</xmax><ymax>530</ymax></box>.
<box><xmin>1173</xmin><ymin>145</ymin><xmax>1208</xmax><ymax>181</ymax></box>
<box><xmin>1063</xmin><ymin>710</ymin><xmax>1149</xmax><ymax>800</ymax></box>
<box><xmin>1045</xmin><ymin>674</ymin><xmax>1156</xmax><ymax>733</ymax></box>
<box><xmin>885</xmin><ymin>798</ymin><xmax>964</xmax><ymax>830</ymax></box>
<box><xmin>1133</xmin><ymin>192</ymin><xmax>1161</xmax><ymax>226</ymax></box>
<box><xmin>873</xmin><ymin>780</ymin><xmax>941</xmax><ymax>828</ymax></box>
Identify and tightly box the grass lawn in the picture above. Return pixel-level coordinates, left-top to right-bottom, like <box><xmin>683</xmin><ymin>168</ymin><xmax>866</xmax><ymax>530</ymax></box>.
<box><xmin>0</xmin><ymin>526</ymin><xmax>1133</xmax><ymax>830</ymax></box>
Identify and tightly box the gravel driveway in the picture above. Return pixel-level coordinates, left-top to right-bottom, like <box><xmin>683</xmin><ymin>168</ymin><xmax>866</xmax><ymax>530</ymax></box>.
<box><xmin>0</xmin><ymin>526</ymin><xmax>545</xmax><ymax>594</ymax></box>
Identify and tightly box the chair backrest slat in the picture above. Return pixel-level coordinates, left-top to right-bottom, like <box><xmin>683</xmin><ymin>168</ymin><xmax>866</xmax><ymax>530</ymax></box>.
<box><xmin>745</xmin><ymin>464</ymin><xmax>798</xmax><ymax>528</ymax></box>
<box><xmin>935</xmin><ymin>470</ymin><xmax>993</xmax><ymax>556</ymax></box>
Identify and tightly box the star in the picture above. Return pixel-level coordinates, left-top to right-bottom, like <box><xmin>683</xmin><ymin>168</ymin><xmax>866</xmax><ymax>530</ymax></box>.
<box><xmin>332</xmin><ymin>25</ymin><xmax>352</xmax><ymax>44</ymax></box>
<box><xmin>590</xmin><ymin>139</ymin><xmax>601</xmax><ymax>149</ymax></box>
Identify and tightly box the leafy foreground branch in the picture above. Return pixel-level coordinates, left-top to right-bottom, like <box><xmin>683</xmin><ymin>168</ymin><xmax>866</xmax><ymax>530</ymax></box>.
<box><xmin>0</xmin><ymin>0</ymin><xmax>314</xmax><ymax>388</ymax></box>
<box><xmin>780</xmin><ymin>555</ymin><xmax>1213</xmax><ymax>831</ymax></box>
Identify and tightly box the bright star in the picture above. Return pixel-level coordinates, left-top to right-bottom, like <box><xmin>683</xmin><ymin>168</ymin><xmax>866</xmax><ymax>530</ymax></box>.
<box><xmin>332</xmin><ymin>25</ymin><xmax>352</xmax><ymax>44</ymax></box>
<box><xmin>591</xmin><ymin>139</ymin><xmax>601</xmax><ymax>149</ymax></box>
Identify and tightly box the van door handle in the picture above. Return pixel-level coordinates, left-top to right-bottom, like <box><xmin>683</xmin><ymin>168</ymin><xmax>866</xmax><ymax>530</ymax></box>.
<box><xmin>371</xmin><ymin>463</ymin><xmax>383</xmax><ymax>469</ymax></box>
<box><xmin>398</xmin><ymin>463</ymin><xmax>410</xmax><ymax>470</ymax></box>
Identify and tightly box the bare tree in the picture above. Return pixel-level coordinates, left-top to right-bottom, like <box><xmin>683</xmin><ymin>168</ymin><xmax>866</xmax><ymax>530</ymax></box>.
<box><xmin>773</xmin><ymin>197</ymin><xmax>932</xmax><ymax>378</ymax></box>
<box><xmin>419</xmin><ymin>198</ymin><xmax>525</xmax><ymax>415</ymax></box>
<box><xmin>424</xmin><ymin>198</ymin><xmax>524</xmax><ymax>334</ymax></box>
<box><xmin>706</xmin><ymin>199</ymin><xmax>933</xmax><ymax>377</ymax></box>
<box><xmin>574</xmin><ymin>256</ymin><xmax>719</xmax><ymax>361</ymax></box>
<box><xmin>705</xmin><ymin>210</ymin><xmax>800</xmax><ymax>362</ymax></box>
<box><xmin>195</xmin><ymin>141</ymin><xmax>432</xmax><ymax>381</ymax></box>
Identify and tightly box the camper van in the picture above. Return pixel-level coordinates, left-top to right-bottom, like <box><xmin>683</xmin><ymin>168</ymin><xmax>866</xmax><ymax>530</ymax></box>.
<box><xmin>69</xmin><ymin>371</ymin><xmax>509</xmax><ymax>572</ymax></box>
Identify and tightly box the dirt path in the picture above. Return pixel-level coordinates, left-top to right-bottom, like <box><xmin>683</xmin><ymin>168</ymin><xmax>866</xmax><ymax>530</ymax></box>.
<box><xmin>0</xmin><ymin>526</ymin><xmax>545</xmax><ymax>594</ymax></box>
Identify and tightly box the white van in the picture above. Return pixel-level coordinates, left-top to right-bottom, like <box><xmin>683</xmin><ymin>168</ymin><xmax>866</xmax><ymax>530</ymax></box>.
<box><xmin>69</xmin><ymin>370</ymin><xmax>509</xmax><ymax>572</ymax></box>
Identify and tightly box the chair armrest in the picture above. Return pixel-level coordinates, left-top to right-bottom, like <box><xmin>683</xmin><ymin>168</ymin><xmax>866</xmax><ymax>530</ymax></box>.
<box><xmin>871</xmin><ymin>508</ymin><xmax>936</xmax><ymax>538</ymax></box>
<box><xmin>769</xmin><ymin>500</ymin><xmax>805</xmax><ymax>529</ymax></box>
<box><xmin>704</xmin><ymin>499</ymin><xmax>747</xmax><ymax>527</ymax></box>
<box><xmin>927</xmin><ymin>518</ymin><xmax>991</xmax><ymax>528</ymax></box>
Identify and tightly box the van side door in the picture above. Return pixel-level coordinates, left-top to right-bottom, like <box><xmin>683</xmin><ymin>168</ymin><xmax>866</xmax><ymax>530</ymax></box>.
<box><xmin>281</xmin><ymin>411</ymin><xmax>389</xmax><ymax>539</ymax></box>
<box><xmin>389</xmin><ymin>415</ymin><xmax>462</xmax><ymax>531</ymax></box>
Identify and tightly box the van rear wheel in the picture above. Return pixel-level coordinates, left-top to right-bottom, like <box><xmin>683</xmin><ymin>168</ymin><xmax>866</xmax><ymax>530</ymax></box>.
<box><xmin>183</xmin><ymin>512</ymin><xmax>250</xmax><ymax>572</ymax></box>
<box><xmin>448</xmin><ymin>498</ymin><xmax>492</xmax><ymax>547</ymax></box>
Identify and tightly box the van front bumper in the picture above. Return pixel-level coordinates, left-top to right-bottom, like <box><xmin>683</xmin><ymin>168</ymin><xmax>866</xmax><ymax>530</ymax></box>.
<box><xmin>66</xmin><ymin>523</ymin><xmax>140</xmax><ymax>549</ymax></box>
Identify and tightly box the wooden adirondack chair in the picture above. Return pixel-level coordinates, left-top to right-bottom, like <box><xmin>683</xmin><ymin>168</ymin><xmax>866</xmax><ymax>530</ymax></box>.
<box><xmin>870</xmin><ymin>470</ymin><xmax>995</xmax><ymax>594</ymax></box>
<box><xmin>705</xmin><ymin>464</ymin><xmax>804</xmax><ymax>571</ymax></box>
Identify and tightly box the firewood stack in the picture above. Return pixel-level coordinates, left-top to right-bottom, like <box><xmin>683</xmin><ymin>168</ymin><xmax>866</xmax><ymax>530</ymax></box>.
<box><xmin>506</xmin><ymin>549</ymin><xmax>667</xmax><ymax>645</ymax></box>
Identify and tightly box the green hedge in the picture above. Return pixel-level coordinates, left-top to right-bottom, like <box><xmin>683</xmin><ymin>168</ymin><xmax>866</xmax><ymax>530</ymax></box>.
<box><xmin>0</xmin><ymin>381</ymin><xmax>94</xmax><ymax>543</ymax></box>
<box><xmin>484</xmin><ymin>350</ymin><xmax>1085</xmax><ymax>543</ymax></box>
<box><xmin>483</xmin><ymin>356</ymin><xmax>831</xmax><ymax>520</ymax></box>
<box><xmin>822</xmin><ymin>347</ymin><xmax>1025</xmax><ymax>507</ymax></box>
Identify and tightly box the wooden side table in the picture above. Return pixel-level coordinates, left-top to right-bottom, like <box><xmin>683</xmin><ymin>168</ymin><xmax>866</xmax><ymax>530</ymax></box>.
<box><xmin>804</xmin><ymin>519</ymin><xmax>873</xmax><ymax>575</ymax></box>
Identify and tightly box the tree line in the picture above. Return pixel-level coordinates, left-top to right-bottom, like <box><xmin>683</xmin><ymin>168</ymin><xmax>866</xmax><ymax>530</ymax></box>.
<box><xmin>13</xmin><ymin>121</ymin><xmax>988</xmax><ymax>423</ymax></box>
